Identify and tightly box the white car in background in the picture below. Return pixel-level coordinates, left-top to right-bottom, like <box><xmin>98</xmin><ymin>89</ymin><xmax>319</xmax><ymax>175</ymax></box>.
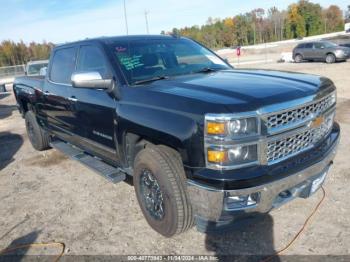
<box><xmin>345</xmin><ymin>23</ymin><xmax>350</xmax><ymax>33</ymax></box>
<box><xmin>25</xmin><ymin>60</ymin><xmax>49</xmax><ymax>76</ymax></box>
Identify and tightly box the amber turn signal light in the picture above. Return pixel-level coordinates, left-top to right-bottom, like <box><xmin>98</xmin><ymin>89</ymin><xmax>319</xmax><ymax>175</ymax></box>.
<box><xmin>207</xmin><ymin>150</ymin><xmax>227</xmax><ymax>163</ymax></box>
<box><xmin>207</xmin><ymin>121</ymin><xmax>226</xmax><ymax>135</ymax></box>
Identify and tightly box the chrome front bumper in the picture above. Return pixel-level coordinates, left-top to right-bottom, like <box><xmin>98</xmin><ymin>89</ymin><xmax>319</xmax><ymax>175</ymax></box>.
<box><xmin>187</xmin><ymin>134</ymin><xmax>339</xmax><ymax>223</ymax></box>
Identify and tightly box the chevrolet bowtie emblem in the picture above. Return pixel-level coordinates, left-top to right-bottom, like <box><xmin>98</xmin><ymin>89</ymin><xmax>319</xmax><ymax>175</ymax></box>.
<box><xmin>310</xmin><ymin>116</ymin><xmax>324</xmax><ymax>128</ymax></box>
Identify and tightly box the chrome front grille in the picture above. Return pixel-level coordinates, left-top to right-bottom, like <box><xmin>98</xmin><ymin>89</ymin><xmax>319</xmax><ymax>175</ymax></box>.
<box><xmin>267</xmin><ymin>111</ymin><xmax>335</xmax><ymax>163</ymax></box>
<box><xmin>266</xmin><ymin>94</ymin><xmax>335</xmax><ymax>132</ymax></box>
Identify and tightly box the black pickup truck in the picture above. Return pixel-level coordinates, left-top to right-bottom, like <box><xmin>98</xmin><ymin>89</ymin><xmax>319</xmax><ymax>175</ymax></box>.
<box><xmin>14</xmin><ymin>35</ymin><xmax>340</xmax><ymax>237</ymax></box>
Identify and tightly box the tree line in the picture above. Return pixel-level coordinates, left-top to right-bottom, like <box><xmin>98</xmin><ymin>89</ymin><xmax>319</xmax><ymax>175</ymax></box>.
<box><xmin>166</xmin><ymin>0</ymin><xmax>347</xmax><ymax>49</ymax></box>
<box><xmin>0</xmin><ymin>41</ymin><xmax>54</xmax><ymax>67</ymax></box>
<box><xmin>0</xmin><ymin>1</ymin><xmax>348</xmax><ymax>67</ymax></box>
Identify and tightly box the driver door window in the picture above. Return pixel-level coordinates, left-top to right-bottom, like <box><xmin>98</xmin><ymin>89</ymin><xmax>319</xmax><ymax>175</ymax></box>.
<box><xmin>77</xmin><ymin>45</ymin><xmax>110</xmax><ymax>78</ymax></box>
<box><xmin>314</xmin><ymin>43</ymin><xmax>325</xmax><ymax>49</ymax></box>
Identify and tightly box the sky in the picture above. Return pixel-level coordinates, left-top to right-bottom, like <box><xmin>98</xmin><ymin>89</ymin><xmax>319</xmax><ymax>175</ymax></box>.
<box><xmin>0</xmin><ymin>0</ymin><xmax>348</xmax><ymax>43</ymax></box>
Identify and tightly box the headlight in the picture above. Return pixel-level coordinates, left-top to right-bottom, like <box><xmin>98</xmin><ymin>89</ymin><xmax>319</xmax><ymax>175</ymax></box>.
<box><xmin>228</xmin><ymin>118</ymin><xmax>258</xmax><ymax>135</ymax></box>
<box><xmin>206</xmin><ymin>115</ymin><xmax>259</xmax><ymax>138</ymax></box>
<box><xmin>207</xmin><ymin>144</ymin><xmax>258</xmax><ymax>168</ymax></box>
<box><xmin>335</xmin><ymin>50</ymin><xmax>344</xmax><ymax>56</ymax></box>
<box><xmin>205</xmin><ymin>114</ymin><xmax>260</xmax><ymax>169</ymax></box>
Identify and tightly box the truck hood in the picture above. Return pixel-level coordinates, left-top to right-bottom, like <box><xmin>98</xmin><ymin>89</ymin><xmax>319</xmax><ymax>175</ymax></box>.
<box><xmin>123</xmin><ymin>69</ymin><xmax>334</xmax><ymax>115</ymax></box>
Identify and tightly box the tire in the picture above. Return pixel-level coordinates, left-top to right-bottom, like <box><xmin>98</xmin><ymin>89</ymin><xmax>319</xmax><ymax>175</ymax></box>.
<box><xmin>325</xmin><ymin>53</ymin><xmax>336</xmax><ymax>64</ymax></box>
<box><xmin>294</xmin><ymin>54</ymin><xmax>303</xmax><ymax>63</ymax></box>
<box><xmin>25</xmin><ymin>111</ymin><xmax>50</xmax><ymax>151</ymax></box>
<box><xmin>133</xmin><ymin>145</ymin><xmax>193</xmax><ymax>237</ymax></box>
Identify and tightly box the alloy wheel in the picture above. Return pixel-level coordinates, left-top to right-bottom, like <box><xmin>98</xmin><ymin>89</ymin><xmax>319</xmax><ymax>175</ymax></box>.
<box><xmin>139</xmin><ymin>169</ymin><xmax>165</xmax><ymax>220</ymax></box>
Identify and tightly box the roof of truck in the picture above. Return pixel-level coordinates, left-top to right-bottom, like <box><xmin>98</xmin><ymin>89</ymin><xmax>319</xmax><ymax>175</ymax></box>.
<box><xmin>26</xmin><ymin>59</ymin><xmax>49</xmax><ymax>65</ymax></box>
<box><xmin>56</xmin><ymin>34</ymin><xmax>183</xmax><ymax>48</ymax></box>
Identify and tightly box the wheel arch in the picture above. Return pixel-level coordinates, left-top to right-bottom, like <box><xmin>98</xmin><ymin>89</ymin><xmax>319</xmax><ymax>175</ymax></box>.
<box><xmin>122</xmin><ymin>131</ymin><xmax>188</xmax><ymax>171</ymax></box>
<box><xmin>326</xmin><ymin>52</ymin><xmax>335</xmax><ymax>56</ymax></box>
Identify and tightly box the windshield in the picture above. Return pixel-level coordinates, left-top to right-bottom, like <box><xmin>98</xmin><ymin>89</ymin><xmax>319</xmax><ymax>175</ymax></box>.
<box><xmin>27</xmin><ymin>63</ymin><xmax>48</xmax><ymax>75</ymax></box>
<box><xmin>108</xmin><ymin>38</ymin><xmax>231</xmax><ymax>85</ymax></box>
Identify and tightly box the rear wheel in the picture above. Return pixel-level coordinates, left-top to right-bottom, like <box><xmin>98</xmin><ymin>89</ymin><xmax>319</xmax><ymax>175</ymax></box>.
<box><xmin>294</xmin><ymin>54</ymin><xmax>303</xmax><ymax>63</ymax></box>
<box><xmin>25</xmin><ymin>111</ymin><xmax>50</xmax><ymax>151</ymax></box>
<box><xmin>133</xmin><ymin>145</ymin><xmax>193</xmax><ymax>237</ymax></box>
<box><xmin>325</xmin><ymin>53</ymin><xmax>336</xmax><ymax>64</ymax></box>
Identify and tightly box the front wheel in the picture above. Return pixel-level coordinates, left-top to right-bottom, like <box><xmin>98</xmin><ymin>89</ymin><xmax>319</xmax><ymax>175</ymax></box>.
<box><xmin>294</xmin><ymin>54</ymin><xmax>303</xmax><ymax>63</ymax></box>
<box><xmin>325</xmin><ymin>53</ymin><xmax>336</xmax><ymax>64</ymax></box>
<box><xmin>133</xmin><ymin>145</ymin><xmax>193</xmax><ymax>237</ymax></box>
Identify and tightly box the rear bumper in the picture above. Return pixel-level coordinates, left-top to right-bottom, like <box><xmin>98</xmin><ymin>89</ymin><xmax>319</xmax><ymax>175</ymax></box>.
<box><xmin>187</xmin><ymin>127</ymin><xmax>339</xmax><ymax>231</ymax></box>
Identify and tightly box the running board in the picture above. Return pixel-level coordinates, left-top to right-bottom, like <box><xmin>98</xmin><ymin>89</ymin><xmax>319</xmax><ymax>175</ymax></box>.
<box><xmin>50</xmin><ymin>140</ymin><xmax>126</xmax><ymax>184</ymax></box>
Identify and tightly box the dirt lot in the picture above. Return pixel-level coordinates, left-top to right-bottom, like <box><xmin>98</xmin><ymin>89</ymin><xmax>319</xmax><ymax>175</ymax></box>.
<box><xmin>0</xmin><ymin>60</ymin><xmax>350</xmax><ymax>259</ymax></box>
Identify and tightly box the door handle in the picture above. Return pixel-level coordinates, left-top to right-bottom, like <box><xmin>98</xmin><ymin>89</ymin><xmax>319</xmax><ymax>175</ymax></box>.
<box><xmin>68</xmin><ymin>96</ymin><xmax>78</xmax><ymax>102</ymax></box>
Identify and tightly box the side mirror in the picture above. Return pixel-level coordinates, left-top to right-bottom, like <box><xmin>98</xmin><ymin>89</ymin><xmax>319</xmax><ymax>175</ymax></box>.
<box><xmin>71</xmin><ymin>71</ymin><xmax>112</xmax><ymax>89</ymax></box>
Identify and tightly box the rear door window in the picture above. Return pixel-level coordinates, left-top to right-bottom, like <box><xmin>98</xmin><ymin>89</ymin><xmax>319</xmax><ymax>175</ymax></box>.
<box><xmin>304</xmin><ymin>43</ymin><xmax>313</xmax><ymax>48</ymax></box>
<box><xmin>50</xmin><ymin>47</ymin><xmax>77</xmax><ymax>84</ymax></box>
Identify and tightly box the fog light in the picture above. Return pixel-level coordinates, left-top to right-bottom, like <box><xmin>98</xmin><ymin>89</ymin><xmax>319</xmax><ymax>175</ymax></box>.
<box><xmin>224</xmin><ymin>192</ymin><xmax>260</xmax><ymax>210</ymax></box>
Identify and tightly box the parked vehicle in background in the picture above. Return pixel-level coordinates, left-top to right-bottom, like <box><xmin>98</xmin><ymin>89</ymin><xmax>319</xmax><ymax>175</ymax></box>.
<box><xmin>25</xmin><ymin>60</ymin><xmax>49</xmax><ymax>76</ymax></box>
<box><xmin>345</xmin><ymin>23</ymin><xmax>350</xmax><ymax>33</ymax></box>
<box><xmin>13</xmin><ymin>35</ymin><xmax>340</xmax><ymax>237</ymax></box>
<box><xmin>0</xmin><ymin>84</ymin><xmax>6</xmax><ymax>92</ymax></box>
<box><xmin>293</xmin><ymin>41</ymin><xmax>350</xmax><ymax>63</ymax></box>
<box><xmin>340</xmin><ymin>43</ymin><xmax>350</xmax><ymax>49</ymax></box>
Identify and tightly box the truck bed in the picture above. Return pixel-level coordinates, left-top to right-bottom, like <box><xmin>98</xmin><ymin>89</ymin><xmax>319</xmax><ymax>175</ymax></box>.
<box><xmin>14</xmin><ymin>76</ymin><xmax>45</xmax><ymax>91</ymax></box>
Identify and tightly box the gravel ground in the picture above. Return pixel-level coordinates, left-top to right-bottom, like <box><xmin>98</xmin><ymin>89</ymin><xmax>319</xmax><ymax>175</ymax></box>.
<box><xmin>0</xmin><ymin>60</ymin><xmax>349</xmax><ymax>260</ymax></box>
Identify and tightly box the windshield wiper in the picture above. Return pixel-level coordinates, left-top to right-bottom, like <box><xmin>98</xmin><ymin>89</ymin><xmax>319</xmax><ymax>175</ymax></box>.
<box><xmin>133</xmin><ymin>76</ymin><xmax>169</xmax><ymax>85</ymax></box>
<box><xmin>194</xmin><ymin>67</ymin><xmax>220</xmax><ymax>74</ymax></box>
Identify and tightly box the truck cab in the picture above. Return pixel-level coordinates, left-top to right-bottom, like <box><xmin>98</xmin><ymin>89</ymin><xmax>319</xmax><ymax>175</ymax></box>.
<box><xmin>14</xmin><ymin>35</ymin><xmax>340</xmax><ymax>237</ymax></box>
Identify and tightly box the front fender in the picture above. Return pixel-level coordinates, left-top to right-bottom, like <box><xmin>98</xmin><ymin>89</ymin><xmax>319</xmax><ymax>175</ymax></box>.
<box><xmin>116</xmin><ymin>101</ymin><xmax>205</xmax><ymax>168</ymax></box>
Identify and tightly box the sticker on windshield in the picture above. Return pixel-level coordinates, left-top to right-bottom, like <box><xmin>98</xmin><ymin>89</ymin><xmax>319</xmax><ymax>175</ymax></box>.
<box><xmin>118</xmin><ymin>54</ymin><xmax>144</xmax><ymax>70</ymax></box>
<box><xmin>116</xmin><ymin>46</ymin><xmax>127</xmax><ymax>52</ymax></box>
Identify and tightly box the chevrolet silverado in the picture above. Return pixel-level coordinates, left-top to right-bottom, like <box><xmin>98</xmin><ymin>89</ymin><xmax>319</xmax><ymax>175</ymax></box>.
<box><xmin>13</xmin><ymin>35</ymin><xmax>340</xmax><ymax>237</ymax></box>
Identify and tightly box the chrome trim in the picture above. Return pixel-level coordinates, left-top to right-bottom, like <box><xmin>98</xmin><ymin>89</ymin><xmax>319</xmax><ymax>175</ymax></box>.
<box><xmin>71</xmin><ymin>71</ymin><xmax>111</xmax><ymax>89</ymax></box>
<box><xmin>205</xmin><ymin>112</ymin><xmax>261</xmax><ymax>141</ymax></box>
<box><xmin>261</xmin><ymin>91</ymin><xmax>336</xmax><ymax>135</ymax></box>
<box><xmin>68</xmin><ymin>97</ymin><xmax>78</xmax><ymax>102</ymax></box>
<box><xmin>266</xmin><ymin>107</ymin><xmax>335</xmax><ymax>164</ymax></box>
<box><xmin>71</xmin><ymin>71</ymin><xmax>102</xmax><ymax>82</ymax></box>
<box><xmin>258</xmin><ymin>91</ymin><xmax>335</xmax><ymax>116</ymax></box>
<box><xmin>188</xmin><ymin>136</ymin><xmax>338</xmax><ymax>221</ymax></box>
<box><xmin>204</xmin><ymin>90</ymin><xmax>336</xmax><ymax>170</ymax></box>
<box><xmin>205</xmin><ymin>142</ymin><xmax>260</xmax><ymax>170</ymax></box>
<box><xmin>47</xmin><ymin>78</ymin><xmax>72</xmax><ymax>87</ymax></box>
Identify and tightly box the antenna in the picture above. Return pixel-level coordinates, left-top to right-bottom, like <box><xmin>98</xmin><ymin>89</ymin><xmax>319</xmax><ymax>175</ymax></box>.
<box><xmin>145</xmin><ymin>10</ymin><xmax>150</xmax><ymax>34</ymax></box>
<box><xmin>123</xmin><ymin>0</ymin><xmax>129</xmax><ymax>35</ymax></box>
